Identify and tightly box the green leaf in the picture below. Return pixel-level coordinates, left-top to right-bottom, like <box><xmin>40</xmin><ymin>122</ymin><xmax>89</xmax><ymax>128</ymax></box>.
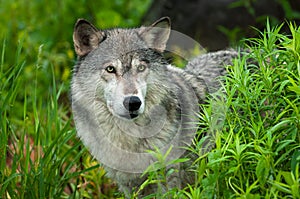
<box><xmin>291</xmin><ymin>150</ymin><xmax>300</xmax><ymax>175</ymax></box>
<box><xmin>256</xmin><ymin>156</ymin><xmax>270</xmax><ymax>185</ymax></box>
<box><xmin>287</xmin><ymin>76</ymin><xmax>300</xmax><ymax>95</ymax></box>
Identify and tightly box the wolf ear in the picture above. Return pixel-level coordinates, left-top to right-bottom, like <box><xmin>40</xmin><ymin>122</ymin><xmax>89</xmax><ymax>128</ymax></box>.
<box><xmin>73</xmin><ymin>19</ymin><xmax>105</xmax><ymax>57</ymax></box>
<box><xmin>139</xmin><ymin>17</ymin><xmax>171</xmax><ymax>52</ymax></box>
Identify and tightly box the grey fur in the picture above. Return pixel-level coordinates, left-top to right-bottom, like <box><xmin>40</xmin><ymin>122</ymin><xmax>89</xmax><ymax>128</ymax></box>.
<box><xmin>71</xmin><ymin>17</ymin><xmax>238</xmax><ymax>197</ymax></box>
<box><xmin>186</xmin><ymin>50</ymin><xmax>238</xmax><ymax>92</ymax></box>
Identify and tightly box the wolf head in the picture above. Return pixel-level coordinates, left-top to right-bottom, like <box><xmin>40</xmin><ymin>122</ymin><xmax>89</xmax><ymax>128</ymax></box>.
<box><xmin>72</xmin><ymin>17</ymin><xmax>171</xmax><ymax>120</ymax></box>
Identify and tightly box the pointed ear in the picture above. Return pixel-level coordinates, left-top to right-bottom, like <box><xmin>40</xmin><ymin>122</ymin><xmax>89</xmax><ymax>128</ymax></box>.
<box><xmin>139</xmin><ymin>17</ymin><xmax>171</xmax><ymax>52</ymax></box>
<box><xmin>73</xmin><ymin>19</ymin><xmax>105</xmax><ymax>57</ymax></box>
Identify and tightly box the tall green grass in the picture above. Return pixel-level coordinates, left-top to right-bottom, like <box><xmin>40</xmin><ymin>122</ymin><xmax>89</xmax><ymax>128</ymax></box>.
<box><xmin>0</xmin><ymin>41</ymin><xmax>117</xmax><ymax>198</ymax></box>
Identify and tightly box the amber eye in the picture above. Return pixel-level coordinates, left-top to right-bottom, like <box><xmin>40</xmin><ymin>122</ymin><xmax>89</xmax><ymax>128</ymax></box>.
<box><xmin>105</xmin><ymin>65</ymin><xmax>116</xmax><ymax>73</ymax></box>
<box><xmin>137</xmin><ymin>64</ymin><xmax>146</xmax><ymax>72</ymax></box>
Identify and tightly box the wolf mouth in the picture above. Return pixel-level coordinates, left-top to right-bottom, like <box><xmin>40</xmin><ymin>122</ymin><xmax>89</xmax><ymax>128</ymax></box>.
<box><xmin>119</xmin><ymin>111</ymin><xmax>139</xmax><ymax>120</ymax></box>
<box><xmin>129</xmin><ymin>112</ymin><xmax>139</xmax><ymax>119</ymax></box>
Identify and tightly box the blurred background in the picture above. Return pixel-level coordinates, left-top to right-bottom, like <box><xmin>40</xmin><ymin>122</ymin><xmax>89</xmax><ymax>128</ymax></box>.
<box><xmin>143</xmin><ymin>0</ymin><xmax>300</xmax><ymax>50</ymax></box>
<box><xmin>1</xmin><ymin>0</ymin><xmax>299</xmax><ymax>88</ymax></box>
<box><xmin>1</xmin><ymin>0</ymin><xmax>300</xmax><ymax>88</ymax></box>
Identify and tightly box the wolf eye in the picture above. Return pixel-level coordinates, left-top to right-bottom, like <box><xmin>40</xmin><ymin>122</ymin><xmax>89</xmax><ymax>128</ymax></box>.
<box><xmin>137</xmin><ymin>65</ymin><xmax>146</xmax><ymax>72</ymax></box>
<box><xmin>105</xmin><ymin>66</ymin><xmax>116</xmax><ymax>73</ymax></box>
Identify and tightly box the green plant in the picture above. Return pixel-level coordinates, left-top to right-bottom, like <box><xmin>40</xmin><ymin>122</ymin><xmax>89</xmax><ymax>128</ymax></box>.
<box><xmin>134</xmin><ymin>21</ymin><xmax>300</xmax><ymax>199</ymax></box>
<box><xmin>0</xmin><ymin>41</ymin><xmax>118</xmax><ymax>198</ymax></box>
<box><xmin>182</xmin><ymin>21</ymin><xmax>300</xmax><ymax>198</ymax></box>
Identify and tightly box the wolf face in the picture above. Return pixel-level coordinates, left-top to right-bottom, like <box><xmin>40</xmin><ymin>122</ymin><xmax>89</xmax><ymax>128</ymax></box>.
<box><xmin>102</xmin><ymin>58</ymin><xmax>147</xmax><ymax>119</ymax></box>
<box><xmin>73</xmin><ymin>18</ymin><xmax>171</xmax><ymax>120</ymax></box>
<box><xmin>96</xmin><ymin>55</ymin><xmax>147</xmax><ymax>120</ymax></box>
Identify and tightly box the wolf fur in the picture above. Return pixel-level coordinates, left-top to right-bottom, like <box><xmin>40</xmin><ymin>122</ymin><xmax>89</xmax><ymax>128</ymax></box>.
<box><xmin>71</xmin><ymin>17</ymin><xmax>238</xmax><ymax>197</ymax></box>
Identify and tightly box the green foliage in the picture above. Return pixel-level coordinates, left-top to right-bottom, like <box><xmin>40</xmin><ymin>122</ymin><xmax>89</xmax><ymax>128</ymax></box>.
<box><xmin>129</xmin><ymin>22</ymin><xmax>300</xmax><ymax>198</ymax></box>
<box><xmin>0</xmin><ymin>41</ymin><xmax>117</xmax><ymax>198</ymax></box>
<box><xmin>190</xmin><ymin>22</ymin><xmax>300</xmax><ymax>198</ymax></box>
<box><xmin>132</xmin><ymin>146</ymin><xmax>189</xmax><ymax>198</ymax></box>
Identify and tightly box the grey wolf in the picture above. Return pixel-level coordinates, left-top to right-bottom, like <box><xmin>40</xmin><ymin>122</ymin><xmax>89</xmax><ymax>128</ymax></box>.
<box><xmin>71</xmin><ymin>17</ymin><xmax>237</xmax><ymax>197</ymax></box>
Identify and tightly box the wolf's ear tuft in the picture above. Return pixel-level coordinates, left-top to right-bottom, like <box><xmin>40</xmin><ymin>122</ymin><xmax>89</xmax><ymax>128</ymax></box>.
<box><xmin>139</xmin><ymin>17</ymin><xmax>171</xmax><ymax>52</ymax></box>
<box><xmin>73</xmin><ymin>19</ymin><xmax>105</xmax><ymax>57</ymax></box>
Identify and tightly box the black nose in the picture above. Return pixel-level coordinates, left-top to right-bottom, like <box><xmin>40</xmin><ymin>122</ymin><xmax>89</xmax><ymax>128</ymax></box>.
<box><xmin>123</xmin><ymin>96</ymin><xmax>142</xmax><ymax>112</ymax></box>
